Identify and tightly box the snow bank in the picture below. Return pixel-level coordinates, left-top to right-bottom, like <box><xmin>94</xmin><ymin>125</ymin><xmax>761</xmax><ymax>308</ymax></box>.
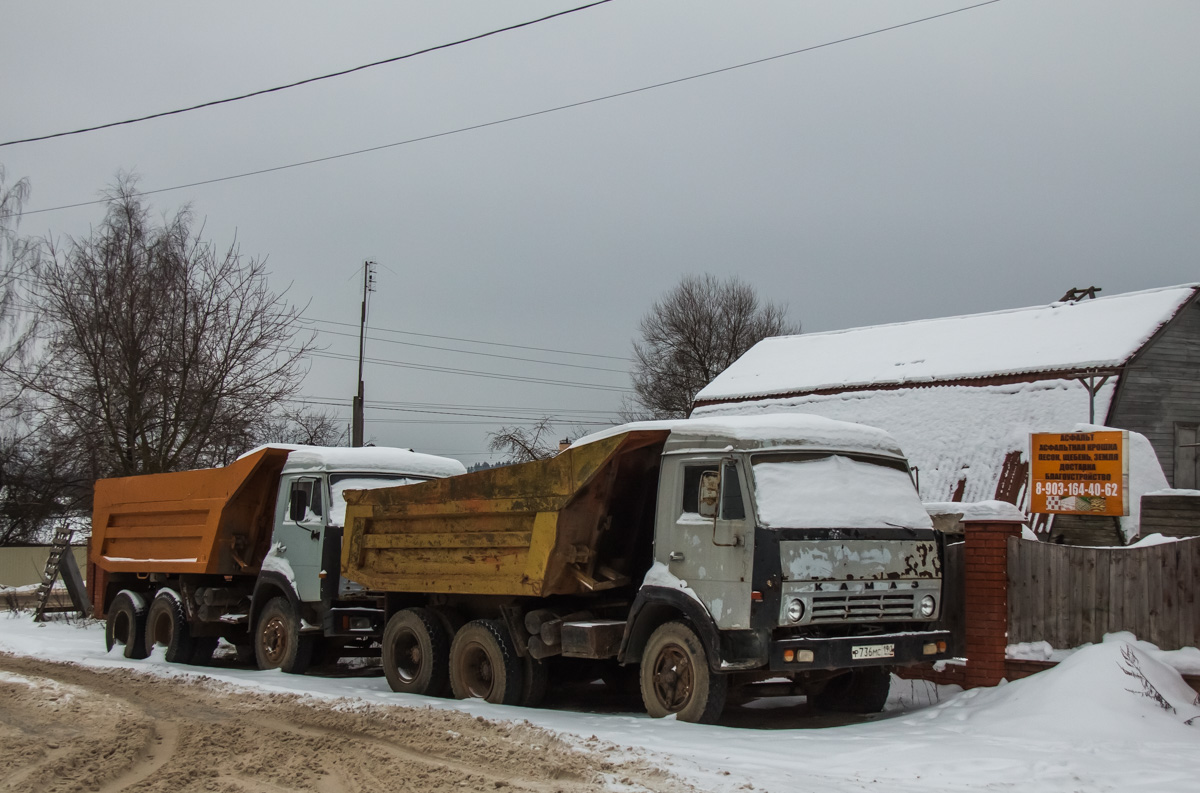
<box><xmin>2</xmin><ymin>618</ymin><xmax>1199</xmax><ymax>793</ymax></box>
<box><xmin>696</xmin><ymin>284</ymin><xmax>1198</xmax><ymax>402</ymax></box>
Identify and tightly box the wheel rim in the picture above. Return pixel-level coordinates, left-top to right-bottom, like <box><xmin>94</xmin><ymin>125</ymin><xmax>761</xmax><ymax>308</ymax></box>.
<box><xmin>150</xmin><ymin>611</ymin><xmax>171</xmax><ymax>647</ymax></box>
<box><xmin>260</xmin><ymin>615</ymin><xmax>289</xmax><ymax>666</ymax></box>
<box><xmin>456</xmin><ymin>640</ymin><xmax>494</xmax><ymax>699</ymax></box>
<box><xmin>391</xmin><ymin>629</ymin><xmax>422</xmax><ymax>683</ymax></box>
<box><xmin>651</xmin><ymin>643</ymin><xmax>694</xmax><ymax>712</ymax></box>
<box><xmin>113</xmin><ymin>611</ymin><xmax>130</xmax><ymax>646</ymax></box>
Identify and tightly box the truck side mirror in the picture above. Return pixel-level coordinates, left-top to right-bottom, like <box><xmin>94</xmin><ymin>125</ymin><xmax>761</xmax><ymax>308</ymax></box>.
<box><xmin>289</xmin><ymin>489</ymin><xmax>308</xmax><ymax>522</ymax></box>
<box><xmin>698</xmin><ymin>470</ymin><xmax>720</xmax><ymax>519</ymax></box>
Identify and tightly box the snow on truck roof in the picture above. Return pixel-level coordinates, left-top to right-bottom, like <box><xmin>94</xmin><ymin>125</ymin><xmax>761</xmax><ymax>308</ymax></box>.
<box><xmin>696</xmin><ymin>284</ymin><xmax>1200</xmax><ymax>403</ymax></box>
<box><xmin>569</xmin><ymin>413</ymin><xmax>907</xmax><ymax>459</ymax></box>
<box><xmin>239</xmin><ymin>444</ymin><xmax>467</xmax><ymax>478</ymax></box>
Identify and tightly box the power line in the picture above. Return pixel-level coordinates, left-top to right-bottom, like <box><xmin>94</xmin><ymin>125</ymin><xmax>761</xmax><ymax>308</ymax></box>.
<box><xmin>289</xmin><ymin>397</ymin><xmax>618</xmax><ymax>424</ymax></box>
<box><xmin>0</xmin><ymin>1</ymin><xmax>614</xmax><ymax>148</ymax></box>
<box><xmin>301</xmin><ymin>316</ymin><xmax>632</xmax><ymax>362</ymax></box>
<box><xmin>4</xmin><ymin>1</ymin><xmax>1003</xmax><ymax>221</ymax></box>
<box><xmin>297</xmin><ymin>348</ymin><xmax>632</xmax><ymax>392</ymax></box>
<box><xmin>297</xmin><ymin>395</ymin><xmax>621</xmax><ymax>414</ymax></box>
<box><xmin>308</xmin><ymin>324</ymin><xmax>629</xmax><ymax>373</ymax></box>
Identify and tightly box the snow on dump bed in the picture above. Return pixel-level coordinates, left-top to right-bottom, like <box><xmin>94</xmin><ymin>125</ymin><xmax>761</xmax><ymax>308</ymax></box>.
<box><xmin>239</xmin><ymin>444</ymin><xmax>467</xmax><ymax>478</ymax></box>
<box><xmin>754</xmin><ymin>456</ymin><xmax>932</xmax><ymax>529</ymax></box>
<box><xmin>696</xmin><ymin>284</ymin><xmax>1198</xmax><ymax>402</ymax></box>
<box><xmin>570</xmin><ymin>413</ymin><xmax>906</xmax><ymax>458</ymax></box>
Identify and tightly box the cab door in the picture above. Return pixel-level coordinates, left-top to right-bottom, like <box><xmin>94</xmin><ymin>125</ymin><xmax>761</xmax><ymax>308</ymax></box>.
<box><xmin>274</xmin><ymin>475</ymin><xmax>327</xmax><ymax>603</ymax></box>
<box><xmin>662</xmin><ymin>456</ymin><xmax>754</xmax><ymax>629</ymax></box>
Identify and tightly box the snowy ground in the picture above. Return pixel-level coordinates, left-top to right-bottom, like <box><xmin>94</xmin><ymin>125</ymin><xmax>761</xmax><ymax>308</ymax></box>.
<box><xmin>2</xmin><ymin>614</ymin><xmax>1198</xmax><ymax>792</ymax></box>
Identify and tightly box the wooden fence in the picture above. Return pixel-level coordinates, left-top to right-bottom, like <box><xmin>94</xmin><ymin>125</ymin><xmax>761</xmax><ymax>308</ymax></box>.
<box><xmin>939</xmin><ymin>541</ymin><xmax>967</xmax><ymax>657</ymax></box>
<box><xmin>1007</xmin><ymin>536</ymin><xmax>1200</xmax><ymax>650</ymax></box>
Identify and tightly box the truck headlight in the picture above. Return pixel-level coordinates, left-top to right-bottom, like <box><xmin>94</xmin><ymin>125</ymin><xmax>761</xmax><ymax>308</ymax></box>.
<box><xmin>919</xmin><ymin>595</ymin><xmax>936</xmax><ymax>617</ymax></box>
<box><xmin>786</xmin><ymin>598</ymin><xmax>805</xmax><ymax>623</ymax></box>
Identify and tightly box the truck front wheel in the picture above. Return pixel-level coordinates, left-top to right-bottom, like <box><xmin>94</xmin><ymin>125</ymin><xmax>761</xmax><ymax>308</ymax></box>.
<box><xmin>382</xmin><ymin>608</ymin><xmax>450</xmax><ymax>697</ymax></box>
<box><xmin>105</xmin><ymin>591</ymin><xmax>148</xmax><ymax>660</ymax></box>
<box><xmin>810</xmin><ymin>666</ymin><xmax>891</xmax><ymax>713</ymax></box>
<box><xmin>449</xmin><ymin>619</ymin><xmax>523</xmax><ymax>706</ymax></box>
<box><xmin>640</xmin><ymin>621</ymin><xmax>727</xmax><ymax>724</ymax></box>
<box><xmin>255</xmin><ymin>597</ymin><xmax>313</xmax><ymax>674</ymax></box>
<box><xmin>145</xmin><ymin>590</ymin><xmax>194</xmax><ymax>663</ymax></box>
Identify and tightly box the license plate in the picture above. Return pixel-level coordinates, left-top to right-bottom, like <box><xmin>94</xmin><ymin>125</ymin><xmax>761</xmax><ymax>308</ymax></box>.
<box><xmin>851</xmin><ymin>643</ymin><xmax>894</xmax><ymax>660</ymax></box>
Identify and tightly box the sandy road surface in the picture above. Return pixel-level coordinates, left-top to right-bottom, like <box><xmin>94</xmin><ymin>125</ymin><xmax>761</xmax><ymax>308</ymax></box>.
<box><xmin>0</xmin><ymin>653</ymin><xmax>692</xmax><ymax>793</ymax></box>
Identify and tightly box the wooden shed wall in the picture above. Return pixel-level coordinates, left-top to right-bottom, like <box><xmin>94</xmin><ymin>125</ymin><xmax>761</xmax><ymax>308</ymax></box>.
<box><xmin>1108</xmin><ymin>295</ymin><xmax>1200</xmax><ymax>487</ymax></box>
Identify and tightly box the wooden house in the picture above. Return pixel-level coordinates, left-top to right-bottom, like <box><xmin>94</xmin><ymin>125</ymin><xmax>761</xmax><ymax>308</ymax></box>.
<box><xmin>692</xmin><ymin>284</ymin><xmax>1200</xmax><ymax>543</ymax></box>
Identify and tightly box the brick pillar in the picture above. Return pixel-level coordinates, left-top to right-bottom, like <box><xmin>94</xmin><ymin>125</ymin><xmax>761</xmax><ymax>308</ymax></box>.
<box><xmin>962</xmin><ymin>518</ymin><xmax>1023</xmax><ymax>688</ymax></box>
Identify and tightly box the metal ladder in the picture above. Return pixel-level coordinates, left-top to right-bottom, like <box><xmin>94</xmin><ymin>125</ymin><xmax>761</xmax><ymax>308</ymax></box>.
<box><xmin>33</xmin><ymin>526</ymin><xmax>92</xmax><ymax>621</ymax></box>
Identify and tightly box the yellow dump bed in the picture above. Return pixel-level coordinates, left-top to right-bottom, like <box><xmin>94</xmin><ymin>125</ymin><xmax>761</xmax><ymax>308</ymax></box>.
<box><xmin>90</xmin><ymin>447</ymin><xmax>290</xmax><ymax>577</ymax></box>
<box><xmin>342</xmin><ymin>429</ymin><xmax>669</xmax><ymax>597</ymax></box>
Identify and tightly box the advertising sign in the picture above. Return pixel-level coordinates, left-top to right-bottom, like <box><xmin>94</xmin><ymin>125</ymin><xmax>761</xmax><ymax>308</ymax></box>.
<box><xmin>1029</xmin><ymin>430</ymin><xmax>1128</xmax><ymax>516</ymax></box>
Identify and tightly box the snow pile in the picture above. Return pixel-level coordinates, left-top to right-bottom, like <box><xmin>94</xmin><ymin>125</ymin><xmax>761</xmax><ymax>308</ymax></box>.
<box><xmin>1008</xmin><ymin>631</ymin><xmax>1200</xmax><ymax>676</ymax></box>
<box><xmin>696</xmin><ymin>284</ymin><xmax>1197</xmax><ymax>402</ymax></box>
<box><xmin>753</xmin><ymin>456</ymin><xmax>932</xmax><ymax>529</ymax></box>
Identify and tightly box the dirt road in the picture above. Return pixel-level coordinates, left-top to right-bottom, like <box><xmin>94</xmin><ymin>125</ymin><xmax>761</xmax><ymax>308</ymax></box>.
<box><xmin>0</xmin><ymin>653</ymin><xmax>693</xmax><ymax>793</ymax></box>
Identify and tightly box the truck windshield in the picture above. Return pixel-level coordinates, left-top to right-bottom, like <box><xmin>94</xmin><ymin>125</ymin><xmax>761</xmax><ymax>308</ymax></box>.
<box><xmin>328</xmin><ymin>475</ymin><xmax>427</xmax><ymax>526</ymax></box>
<box><xmin>750</xmin><ymin>454</ymin><xmax>932</xmax><ymax>530</ymax></box>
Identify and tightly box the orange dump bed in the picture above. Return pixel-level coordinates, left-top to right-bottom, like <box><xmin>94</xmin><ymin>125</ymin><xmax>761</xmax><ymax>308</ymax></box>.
<box><xmin>90</xmin><ymin>448</ymin><xmax>290</xmax><ymax>578</ymax></box>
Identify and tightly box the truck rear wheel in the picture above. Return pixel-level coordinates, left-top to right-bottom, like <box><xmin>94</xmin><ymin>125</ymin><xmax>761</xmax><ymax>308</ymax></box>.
<box><xmin>105</xmin><ymin>591</ymin><xmax>148</xmax><ymax>660</ymax></box>
<box><xmin>449</xmin><ymin>619</ymin><xmax>523</xmax><ymax>706</ymax></box>
<box><xmin>255</xmin><ymin>597</ymin><xmax>313</xmax><ymax>674</ymax></box>
<box><xmin>810</xmin><ymin>667</ymin><xmax>891</xmax><ymax>713</ymax></box>
<box><xmin>382</xmin><ymin>608</ymin><xmax>450</xmax><ymax>697</ymax></box>
<box><xmin>145</xmin><ymin>590</ymin><xmax>194</xmax><ymax>663</ymax></box>
<box><xmin>640</xmin><ymin>621</ymin><xmax>727</xmax><ymax>724</ymax></box>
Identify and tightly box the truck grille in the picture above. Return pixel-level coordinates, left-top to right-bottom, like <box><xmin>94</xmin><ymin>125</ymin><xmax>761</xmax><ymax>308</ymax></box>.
<box><xmin>809</xmin><ymin>592</ymin><xmax>915</xmax><ymax>623</ymax></box>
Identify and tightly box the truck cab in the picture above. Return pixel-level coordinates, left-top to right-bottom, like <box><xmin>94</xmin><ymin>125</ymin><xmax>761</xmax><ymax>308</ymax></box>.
<box><xmin>250</xmin><ymin>446</ymin><xmax>467</xmax><ymax>671</ymax></box>
<box><xmin>628</xmin><ymin>417</ymin><xmax>946</xmax><ymax>717</ymax></box>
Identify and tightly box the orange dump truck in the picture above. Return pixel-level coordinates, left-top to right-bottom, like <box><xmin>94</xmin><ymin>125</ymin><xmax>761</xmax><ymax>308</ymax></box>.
<box><xmin>88</xmin><ymin>445</ymin><xmax>465</xmax><ymax>670</ymax></box>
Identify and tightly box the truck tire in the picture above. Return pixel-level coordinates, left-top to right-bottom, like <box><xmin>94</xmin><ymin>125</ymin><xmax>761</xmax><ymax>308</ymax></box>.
<box><xmin>810</xmin><ymin>667</ymin><xmax>891</xmax><ymax>713</ymax></box>
<box><xmin>640</xmin><ymin>621</ymin><xmax>727</xmax><ymax>724</ymax></box>
<box><xmin>382</xmin><ymin>608</ymin><xmax>450</xmax><ymax>697</ymax></box>
<box><xmin>521</xmin><ymin>655</ymin><xmax>549</xmax><ymax>708</ymax></box>
<box><xmin>105</xmin><ymin>591</ymin><xmax>148</xmax><ymax>660</ymax></box>
<box><xmin>145</xmin><ymin>590</ymin><xmax>194</xmax><ymax>663</ymax></box>
<box><xmin>255</xmin><ymin>597</ymin><xmax>313</xmax><ymax>674</ymax></box>
<box><xmin>449</xmin><ymin>619</ymin><xmax>524</xmax><ymax>706</ymax></box>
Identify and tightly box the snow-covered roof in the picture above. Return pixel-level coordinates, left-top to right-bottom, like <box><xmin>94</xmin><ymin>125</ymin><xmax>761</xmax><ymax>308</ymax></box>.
<box><xmin>696</xmin><ymin>284</ymin><xmax>1199</xmax><ymax>403</ymax></box>
<box><xmin>569</xmin><ymin>413</ymin><xmax>908</xmax><ymax>460</ymax></box>
<box><xmin>239</xmin><ymin>444</ymin><xmax>467</xmax><ymax>479</ymax></box>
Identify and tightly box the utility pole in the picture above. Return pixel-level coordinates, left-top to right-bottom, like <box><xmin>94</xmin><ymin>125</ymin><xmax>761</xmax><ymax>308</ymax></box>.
<box><xmin>352</xmin><ymin>261</ymin><xmax>376</xmax><ymax>447</ymax></box>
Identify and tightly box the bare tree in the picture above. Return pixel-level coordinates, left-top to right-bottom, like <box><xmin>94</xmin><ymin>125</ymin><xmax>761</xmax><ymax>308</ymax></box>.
<box><xmin>255</xmin><ymin>406</ymin><xmax>348</xmax><ymax>448</ymax></box>
<box><xmin>487</xmin><ymin>417</ymin><xmax>559</xmax><ymax>463</ymax></box>
<box><xmin>24</xmin><ymin>175</ymin><xmax>314</xmax><ymax>478</ymax></box>
<box><xmin>630</xmin><ymin>274</ymin><xmax>799</xmax><ymax>419</ymax></box>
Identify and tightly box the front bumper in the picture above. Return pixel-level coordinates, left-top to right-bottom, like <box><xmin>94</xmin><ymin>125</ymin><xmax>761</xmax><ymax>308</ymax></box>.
<box><xmin>767</xmin><ymin>629</ymin><xmax>951</xmax><ymax>672</ymax></box>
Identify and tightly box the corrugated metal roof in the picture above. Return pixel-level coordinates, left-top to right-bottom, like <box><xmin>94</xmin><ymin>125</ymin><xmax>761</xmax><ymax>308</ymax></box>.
<box><xmin>695</xmin><ymin>284</ymin><xmax>1199</xmax><ymax>404</ymax></box>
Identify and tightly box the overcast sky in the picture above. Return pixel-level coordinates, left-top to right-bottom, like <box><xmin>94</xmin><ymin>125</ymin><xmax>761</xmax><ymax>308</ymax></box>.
<box><xmin>3</xmin><ymin>1</ymin><xmax>1197</xmax><ymax>465</ymax></box>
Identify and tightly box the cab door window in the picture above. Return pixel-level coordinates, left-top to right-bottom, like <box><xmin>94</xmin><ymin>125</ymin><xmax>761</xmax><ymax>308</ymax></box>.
<box><xmin>288</xmin><ymin>477</ymin><xmax>325</xmax><ymax>523</ymax></box>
